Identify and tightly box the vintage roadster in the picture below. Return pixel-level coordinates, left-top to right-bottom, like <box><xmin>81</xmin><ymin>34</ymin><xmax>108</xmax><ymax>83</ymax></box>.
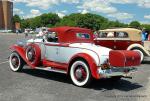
<box><xmin>94</xmin><ymin>28</ymin><xmax>150</xmax><ymax>61</ymax></box>
<box><xmin>9</xmin><ymin>26</ymin><xmax>141</xmax><ymax>87</ymax></box>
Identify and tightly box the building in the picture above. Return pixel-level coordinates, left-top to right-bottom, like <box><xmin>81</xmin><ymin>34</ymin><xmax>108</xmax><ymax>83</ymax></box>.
<box><xmin>0</xmin><ymin>0</ymin><xmax>13</xmax><ymax>30</ymax></box>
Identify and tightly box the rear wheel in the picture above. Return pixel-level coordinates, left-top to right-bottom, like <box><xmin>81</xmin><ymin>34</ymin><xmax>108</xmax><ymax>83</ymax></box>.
<box><xmin>70</xmin><ymin>60</ymin><xmax>92</xmax><ymax>87</ymax></box>
<box><xmin>9</xmin><ymin>52</ymin><xmax>24</xmax><ymax>72</ymax></box>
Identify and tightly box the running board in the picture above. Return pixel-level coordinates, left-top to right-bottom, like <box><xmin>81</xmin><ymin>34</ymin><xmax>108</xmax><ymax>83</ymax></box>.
<box><xmin>35</xmin><ymin>67</ymin><xmax>67</xmax><ymax>74</ymax></box>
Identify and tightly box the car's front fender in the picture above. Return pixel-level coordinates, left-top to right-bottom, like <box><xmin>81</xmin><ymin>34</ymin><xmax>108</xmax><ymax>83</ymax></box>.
<box><xmin>9</xmin><ymin>45</ymin><xmax>36</xmax><ymax>68</ymax></box>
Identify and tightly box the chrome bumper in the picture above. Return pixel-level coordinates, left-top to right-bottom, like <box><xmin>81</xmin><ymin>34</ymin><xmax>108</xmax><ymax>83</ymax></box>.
<box><xmin>98</xmin><ymin>67</ymin><xmax>137</xmax><ymax>78</ymax></box>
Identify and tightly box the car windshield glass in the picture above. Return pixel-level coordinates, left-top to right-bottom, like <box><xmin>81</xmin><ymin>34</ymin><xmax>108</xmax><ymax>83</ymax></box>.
<box><xmin>76</xmin><ymin>33</ymin><xmax>90</xmax><ymax>39</ymax></box>
<box><xmin>46</xmin><ymin>31</ymin><xmax>58</xmax><ymax>42</ymax></box>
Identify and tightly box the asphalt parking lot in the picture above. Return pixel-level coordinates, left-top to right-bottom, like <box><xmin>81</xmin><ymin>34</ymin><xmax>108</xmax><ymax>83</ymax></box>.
<box><xmin>0</xmin><ymin>33</ymin><xmax>150</xmax><ymax>101</ymax></box>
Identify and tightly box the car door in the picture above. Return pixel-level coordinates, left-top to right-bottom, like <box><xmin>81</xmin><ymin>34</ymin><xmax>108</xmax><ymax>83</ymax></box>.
<box><xmin>41</xmin><ymin>31</ymin><xmax>60</xmax><ymax>62</ymax></box>
<box><xmin>115</xmin><ymin>31</ymin><xmax>130</xmax><ymax>50</ymax></box>
<box><xmin>44</xmin><ymin>42</ymin><xmax>60</xmax><ymax>62</ymax></box>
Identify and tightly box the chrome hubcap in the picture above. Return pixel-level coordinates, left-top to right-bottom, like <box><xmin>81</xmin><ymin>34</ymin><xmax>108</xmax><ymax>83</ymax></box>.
<box><xmin>11</xmin><ymin>57</ymin><xmax>19</xmax><ymax>68</ymax></box>
<box><xmin>74</xmin><ymin>66</ymin><xmax>87</xmax><ymax>82</ymax></box>
<box><xmin>27</xmin><ymin>48</ymin><xmax>35</xmax><ymax>62</ymax></box>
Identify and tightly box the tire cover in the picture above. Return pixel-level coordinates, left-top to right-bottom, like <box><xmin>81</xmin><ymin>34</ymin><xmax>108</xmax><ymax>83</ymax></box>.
<box><xmin>26</xmin><ymin>44</ymin><xmax>41</xmax><ymax>66</ymax></box>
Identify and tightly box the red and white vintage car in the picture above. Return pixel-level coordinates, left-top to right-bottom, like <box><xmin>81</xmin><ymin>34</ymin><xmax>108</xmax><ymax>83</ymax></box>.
<box><xmin>9</xmin><ymin>26</ymin><xmax>141</xmax><ymax>87</ymax></box>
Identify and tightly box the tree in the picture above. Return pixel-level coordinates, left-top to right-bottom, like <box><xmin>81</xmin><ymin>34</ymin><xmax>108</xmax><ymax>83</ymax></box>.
<box><xmin>56</xmin><ymin>13</ymin><xmax>109</xmax><ymax>30</ymax></box>
<box><xmin>40</xmin><ymin>13</ymin><xmax>60</xmax><ymax>27</ymax></box>
<box><xmin>12</xmin><ymin>15</ymin><xmax>21</xmax><ymax>24</ymax></box>
<box><xmin>129</xmin><ymin>21</ymin><xmax>141</xmax><ymax>28</ymax></box>
<box><xmin>141</xmin><ymin>24</ymin><xmax>150</xmax><ymax>30</ymax></box>
<box><xmin>21</xmin><ymin>19</ymin><xmax>30</xmax><ymax>29</ymax></box>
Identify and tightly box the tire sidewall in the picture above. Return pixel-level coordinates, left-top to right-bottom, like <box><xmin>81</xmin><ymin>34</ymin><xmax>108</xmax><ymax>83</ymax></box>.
<box><xmin>70</xmin><ymin>60</ymin><xmax>91</xmax><ymax>87</ymax></box>
<box><xmin>9</xmin><ymin>52</ymin><xmax>22</xmax><ymax>72</ymax></box>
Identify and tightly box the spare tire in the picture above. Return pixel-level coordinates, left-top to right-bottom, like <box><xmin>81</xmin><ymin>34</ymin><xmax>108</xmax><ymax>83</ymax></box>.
<box><xmin>26</xmin><ymin>44</ymin><xmax>41</xmax><ymax>66</ymax></box>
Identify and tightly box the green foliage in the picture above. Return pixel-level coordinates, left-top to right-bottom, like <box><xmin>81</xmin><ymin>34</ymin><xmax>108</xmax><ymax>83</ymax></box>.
<box><xmin>141</xmin><ymin>24</ymin><xmax>150</xmax><ymax>30</ymax></box>
<box><xmin>40</xmin><ymin>13</ymin><xmax>60</xmax><ymax>27</ymax></box>
<box><xmin>55</xmin><ymin>13</ymin><xmax>109</xmax><ymax>30</ymax></box>
<box><xmin>129</xmin><ymin>21</ymin><xmax>141</xmax><ymax>28</ymax></box>
<box><xmin>56</xmin><ymin>13</ymin><xmax>128</xmax><ymax>30</ymax></box>
<box><xmin>18</xmin><ymin>13</ymin><xmax>150</xmax><ymax>31</ymax></box>
<box><xmin>20</xmin><ymin>13</ymin><xmax>60</xmax><ymax>29</ymax></box>
<box><xmin>12</xmin><ymin>15</ymin><xmax>21</xmax><ymax>24</ymax></box>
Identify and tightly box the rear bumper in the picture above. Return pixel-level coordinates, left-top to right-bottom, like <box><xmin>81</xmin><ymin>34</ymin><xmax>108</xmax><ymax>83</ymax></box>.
<box><xmin>98</xmin><ymin>67</ymin><xmax>137</xmax><ymax>78</ymax></box>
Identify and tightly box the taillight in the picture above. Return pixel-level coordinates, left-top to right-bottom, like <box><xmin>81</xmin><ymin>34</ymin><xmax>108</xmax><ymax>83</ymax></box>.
<box><xmin>101</xmin><ymin>59</ymin><xmax>110</xmax><ymax>70</ymax></box>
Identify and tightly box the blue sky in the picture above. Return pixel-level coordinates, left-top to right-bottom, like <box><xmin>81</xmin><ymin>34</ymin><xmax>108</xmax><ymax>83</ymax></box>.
<box><xmin>11</xmin><ymin>0</ymin><xmax>150</xmax><ymax>24</ymax></box>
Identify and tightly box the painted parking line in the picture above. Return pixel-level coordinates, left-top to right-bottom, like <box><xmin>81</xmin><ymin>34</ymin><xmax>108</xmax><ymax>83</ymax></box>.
<box><xmin>0</xmin><ymin>61</ymin><xmax>8</xmax><ymax>65</ymax></box>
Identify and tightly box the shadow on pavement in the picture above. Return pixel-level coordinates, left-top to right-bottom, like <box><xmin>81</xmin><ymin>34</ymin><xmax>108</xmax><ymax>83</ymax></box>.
<box><xmin>90</xmin><ymin>78</ymin><xmax>142</xmax><ymax>91</ymax></box>
<box><xmin>142</xmin><ymin>60</ymin><xmax>150</xmax><ymax>64</ymax></box>
<box><xmin>21</xmin><ymin>69</ymin><xmax>143</xmax><ymax>92</ymax></box>
<box><xmin>21</xmin><ymin>69</ymin><xmax>72</xmax><ymax>84</ymax></box>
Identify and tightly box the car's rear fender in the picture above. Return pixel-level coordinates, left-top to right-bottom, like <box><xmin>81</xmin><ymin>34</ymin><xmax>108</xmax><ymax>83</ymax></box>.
<box><xmin>9</xmin><ymin>45</ymin><xmax>36</xmax><ymax>69</ymax></box>
<box><xmin>127</xmin><ymin>43</ymin><xmax>150</xmax><ymax>56</ymax></box>
<box><xmin>68</xmin><ymin>53</ymin><xmax>100</xmax><ymax>79</ymax></box>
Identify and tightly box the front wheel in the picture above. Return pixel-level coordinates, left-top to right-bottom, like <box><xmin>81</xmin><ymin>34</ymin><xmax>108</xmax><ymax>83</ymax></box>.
<box><xmin>9</xmin><ymin>52</ymin><xmax>24</xmax><ymax>72</ymax></box>
<box><xmin>70</xmin><ymin>60</ymin><xmax>92</xmax><ymax>87</ymax></box>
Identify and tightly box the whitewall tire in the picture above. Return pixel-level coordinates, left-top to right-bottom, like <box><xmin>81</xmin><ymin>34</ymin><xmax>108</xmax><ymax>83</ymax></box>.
<box><xmin>70</xmin><ymin>60</ymin><xmax>91</xmax><ymax>87</ymax></box>
<box><xmin>133</xmin><ymin>49</ymin><xmax>144</xmax><ymax>62</ymax></box>
<box><xmin>9</xmin><ymin>52</ymin><xmax>24</xmax><ymax>72</ymax></box>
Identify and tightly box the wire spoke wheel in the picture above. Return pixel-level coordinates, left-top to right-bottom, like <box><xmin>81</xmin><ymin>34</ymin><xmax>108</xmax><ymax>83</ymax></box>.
<box><xmin>9</xmin><ymin>52</ymin><xmax>24</xmax><ymax>72</ymax></box>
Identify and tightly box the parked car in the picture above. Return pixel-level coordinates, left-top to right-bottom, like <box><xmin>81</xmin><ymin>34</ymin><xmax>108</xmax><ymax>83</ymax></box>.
<box><xmin>94</xmin><ymin>28</ymin><xmax>150</xmax><ymax>61</ymax></box>
<box><xmin>9</xmin><ymin>26</ymin><xmax>141</xmax><ymax>87</ymax></box>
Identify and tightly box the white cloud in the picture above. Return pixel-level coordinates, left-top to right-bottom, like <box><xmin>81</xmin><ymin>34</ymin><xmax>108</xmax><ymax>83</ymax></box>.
<box><xmin>78</xmin><ymin>0</ymin><xmax>117</xmax><ymax>14</ymax></box>
<box><xmin>30</xmin><ymin>9</ymin><xmax>41</xmax><ymax>15</ymax></box>
<box><xmin>61</xmin><ymin>10</ymin><xmax>68</xmax><ymax>13</ymax></box>
<box><xmin>61</xmin><ymin>0</ymin><xmax>79</xmax><ymax>3</ymax></box>
<box><xmin>108</xmin><ymin>12</ymin><xmax>134</xmax><ymax>20</ymax></box>
<box><xmin>144</xmin><ymin>15</ymin><xmax>150</xmax><ymax>19</ymax></box>
<box><xmin>55</xmin><ymin>10</ymin><xmax>67</xmax><ymax>18</ymax></box>
<box><xmin>140</xmin><ymin>20</ymin><xmax>150</xmax><ymax>24</ymax></box>
<box><xmin>57</xmin><ymin>12</ymin><xmax>65</xmax><ymax>18</ymax></box>
<box><xmin>23</xmin><ymin>9</ymin><xmax>41</xmax><ymax>19</ymax></box>
<box><xmin>12</xmin><ymin>0</ymin><xmax>79</xmax><ymax>10</ymax></box>
<box><xmin>108</xmin><ymin>0</ymin><xmax>150</xmax><ymax>8</ymax></box>
<box><xmin>80</xmin><ymin>9</ymin><xmax>89</xmax><ymax>14</ymax></box>
<box><xmin>13</xmin><ymin>8</ymin><xmax>24</xmax><ymax>15</ymax></box>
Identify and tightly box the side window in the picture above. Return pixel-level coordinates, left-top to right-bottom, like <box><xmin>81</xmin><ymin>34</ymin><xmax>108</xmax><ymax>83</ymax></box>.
<box><xmin>107</xmin><ymin>32</ymin><xmax>115</xmax><ymax>38</ymax></box>
<box><xmin>116</xmin><ymin>32</ymin><xmax>128</xmax><ymax>38</ymax></box>
<box><xmin>98</xmin><ymin>32</ymin><xmax>115</xmax><ymax>38</ymax></box>
<box><xmin>46</xmin><ymin>32</ymin><xmax>58</xmax><ymax>42</ymax></box>
<box><xmin>76</xmin><ymin>33</ymin><xmax>90</xmax><ymax>39</ymax></box>
<box><xmin>98</xmin><ymin>32</ymin><xmax>107</xmax><ymax>38</ymax></box>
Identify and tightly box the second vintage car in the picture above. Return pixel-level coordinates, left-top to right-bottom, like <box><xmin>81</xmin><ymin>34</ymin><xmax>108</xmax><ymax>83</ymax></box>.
<box><xmin>9</xmin><ymin>26</ymin><xmax>141</xmax><ymax>87</ymax></box>
<box><xmin>94</xmin><ymin>28</ymin><xmax>150</xmax><ymax>61</ymax></box>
